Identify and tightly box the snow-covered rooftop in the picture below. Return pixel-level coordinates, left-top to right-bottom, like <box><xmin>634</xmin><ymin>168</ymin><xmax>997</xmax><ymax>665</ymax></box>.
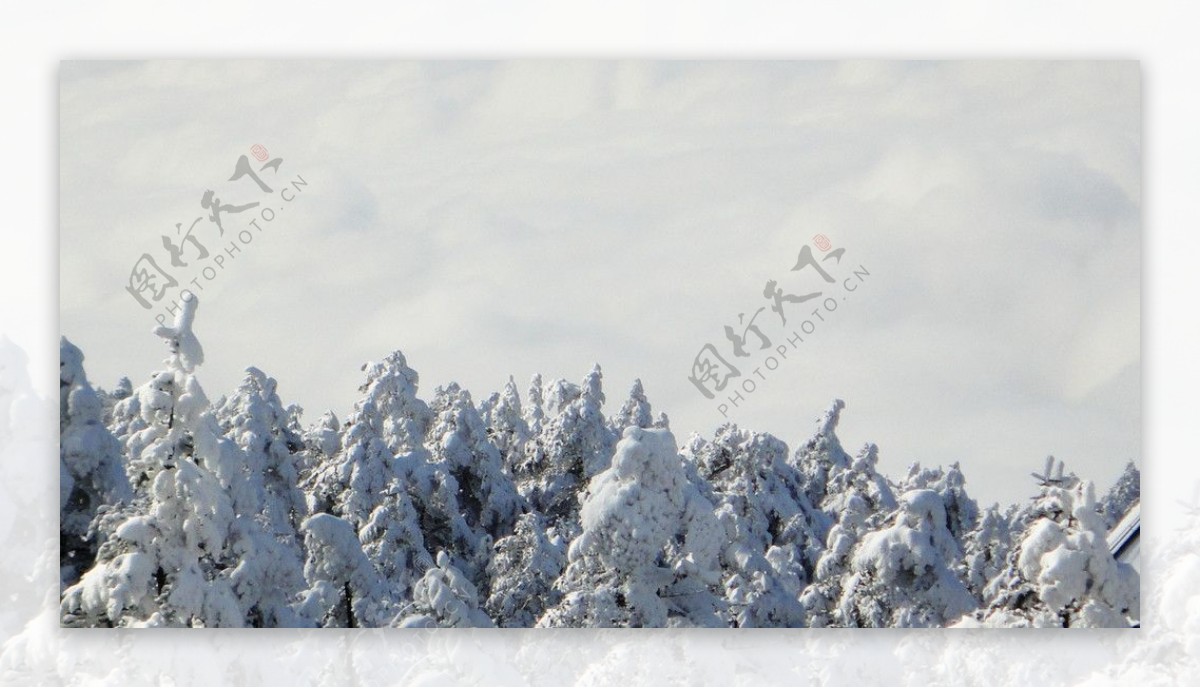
<box><xmin>1107</xmin><ymin>499</ymin><xmax>1140</xmax><ymax>559</ymax></box>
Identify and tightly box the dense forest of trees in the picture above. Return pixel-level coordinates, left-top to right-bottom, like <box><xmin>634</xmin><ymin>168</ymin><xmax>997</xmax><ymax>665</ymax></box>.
<box><xmin>58</xmin><ymin>298</ymin><xmax>1140</xmax><ymax>628</ymax></box>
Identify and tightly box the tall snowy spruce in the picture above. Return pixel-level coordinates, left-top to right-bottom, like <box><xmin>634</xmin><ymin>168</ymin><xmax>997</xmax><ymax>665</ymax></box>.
<box><xmin>793</xmin><ymin>400</ymin><xmax>897</xmax><ymax>532</ymax></box>
<box><xmin>485</xmin><ymin>511</ymin><xmax>567</xmax><ymax>627</ymax></box>
<box><xmin>214</xmin><ymin>369</ymin><xmax>307</xmax><ymax>536</ymax></box>
<box><xmin>211</xmin><ymin>367</ymin><xmax>310</xmax><ymax>627</ymax></box>
<box><xmin>304</xmin><ymin>351</ymin><xmax>434</xmax><ymax>529</ymax></box>
<box><xmin>610</xmin><ymin>378</ymin><xmax>654</xmax><ymax>434</ymax></box>
<box><xmin>517</xmin><ymin>366</ymin><xmax>616</xmax><ymax>531</ymax></box>
<box><xmin>961</xmin><ymin>503</ymin><xmax>1017</xmax><ymax>605</ymax></box>
<box><xmin>1099</xmin><ymin>460</ymin><xmax>1140</xmax><ymax>529</ymax></box>
<box><xmin>59</xmin><ymin>337</ymin><xmax>133</xmax><ymax>584</ymax></box>
<box><xmin>301</xmin><ymin>352</ymin><xmax>441</xmax><ymax>616</ymax></box>
<box><xmin>62</xmin><ymin>297</ymin><xmax>303</xmax><ymax>627</ymax></box>
<box><xmin>425</xmin><ymin>383</ymin><xmax>524</xmax><ymax>546</ymax></box>
<box><xmin>538</xmin><ymin>427</ymin><xmax>724</xmax><ymax>628</ymax></box>
<box><xmin>355</xmin><ymin>483</ymin><xmax>432</xmax><ymax>619</ymax></box>
<box><xmin>481</xmin><ymin>376</ymin><xmax>531</xmax><ymax>473</ymax></box>
<box><xmin>793</xmin><ymin>402</ymin><xmax>898</xmax><ymax>627</ymax></box>
<box><xmin>522</xmin><ymin>373</ymin><xmax>547</xmax><ymax>435</ymax></box>
<box><xmin>686</xmin><ymin>424</ymin><xmax>819</xmax><ymax>627</ymax></box>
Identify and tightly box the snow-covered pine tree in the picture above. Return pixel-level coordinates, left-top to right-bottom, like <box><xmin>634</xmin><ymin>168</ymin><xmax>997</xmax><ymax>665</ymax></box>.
<box><xmin>523</xmin><ymin>373</ymin><xmax>546</xmax><ymax>435</ymax></box>
<box><xmin>60</xmin><ymin>454</ymin><xmax>246</xmax><ymax>627</ymax></box>
<box><xmin>294</xmin><ymin>512</ymin><xmax>384</xmax><ymax>628</ymax></box>
<box><xmin>300</xmin><ymin>410</ymin><xmax>341</xmax><ymax>479</ymax></box>
<box><xmin>798</xmin><ymin>480</ymin><xmax>871</xmax><ymax>627</ymax></box>
<box><xmin>485</xmin><ymin>511</ymin><xmax>567</xmax><ymax>627</ymax></box>
<box><xmin>62</xmin><ymin>297</ymin><xmax>250</xmax><ymax>627</ymax></box>
<box><xmin>898</xmin><ymin>461</ymin><xmax>980</xmax><ymax>549</ymax></box>
<box><xmin>304</xmin><ymin>351</ymin><xmax>430</xmax><ymax>527</ymax></box>
<box><xmin>358</xmin><ymin>351</ymin><xmax>432</xmax><ymax>457</ymax></box>
<box><xmin>509</xmin><ymin>375</ymin><xmax>549</xmax><ymax>504</ymax></box>
<box><xmin>304</xmin><ymin>400</ymin><xmax>396</xmax><ymax>527</ymax></box>
<box><xmin>610</xmin><ymin>378</ymin><xmax>653</xmax><ymax>435</ymax></box>
<box><xmin>686</xmin><ymin>423</ymin><xmax>819</xmax><ymax>627</ymax></box>
<box><xmin>574</xmin><ymin>365</ymin><xmax>615</xmax><ymax>479</ymax></box>
<box><xmin>966</xmin><ymin>458</ymin><xmax>1139</xmax><ymax>628</ymax></box>
<box><xmin>306</xmin><ymin>352</ymin><xmax>513</xmax><ymax>604</ymax></box>
<box><xmin>544</xmin><ymin>376</ymin><xmax>581</xmax><ymax>416</ymax></box>
<box><xmin>961</xmin><ymin>503</ymin><xmax>1016</xmax><ymax>605</ymax></box>
<box><xmin>95</xmin><ymin>376</ymin><xmax>132</xmax><ymax>427</ymax></box>
<box><xmin>425</xmin><ymin>382</ymin><xmax>524</xmax><ymax>539</ymax></box>
<box><xmin>224</xmin><ymin>508</ymin><xmax>309</xmax><ymax>628</ymax></box>
<box><xmin>59</xmin><ymin>337</ymin><xmax>133</xmax><ymax>584</ymax></box>
<box><xmin>357</xmin><ymin>483</ymin><xmax>433</xmax><ymax>614</ymax></box>
<box><xmin>792</xmin><ymin>402</ymin><xmax>897</xmax><ymax>627</ymax></box>
<box><xmin>800</xmin><ymin>444</ymin><xmax>894</xmax><ymax>626</ymax></box>
<box><xmin>481</xmin><ymin>376</ymin><xmax>531</xmax><ymax>477</ymax></box>
<box><xmin>108</xmin><ymin>371</ymin><xmax>177</xmax><ymax>491</ymax></box>
<box><xmin>398</xmin><ymin>457</ymin><xmax>487</xmax><ymax>589</ymax></box>
<box><xmin>395</xmin><ymin>551</ymin><xmax>495</xmax><ymax>628</ymax></box>
<box><xmin>414</xmin><ymin>382</ymin><xmax>526</xmax><ymax>591</ymax></box>
<box><xmin>792</xmin><ymin>400</ymin><xmax>896</xmax><ymax>536</ymax></box>
<box><xmin>214</xmin><ymin>367</ymin><xmax>307</xmax><ymax>555</ymax></box>
<box><xmin>1100</xmin><ymin>460</ymin><xmax>1140</xmax><ymax>529</ymax></box>
<box><xmin>211</xmin><ymin>367</ymin><xmax>311</xmax><ymax>626</ymax></box>
<box><xmin>836</xmin><ymin>489</ymin><xmax>977</xmax><ymax>627</ymax></box>
<box><xmin>538</xmin><ymin>427</ymin><xmax>724</xmax><ymax>628</ymax></box>
<box><xmin>518</xmin><ymin>366</ymin><xmax>616</xmax><ymax>533</ymax></box>
<box><xmin>792</xmin><ymin>400</ymin><xmax>850</xmax><ymax>519</ymax></box>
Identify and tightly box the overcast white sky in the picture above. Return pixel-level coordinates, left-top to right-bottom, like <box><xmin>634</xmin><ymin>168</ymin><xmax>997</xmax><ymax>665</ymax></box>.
<box><xmin>59</xmin><ymin>60</ymin><xmax>1139</xmax><ymax>508</ymax></box>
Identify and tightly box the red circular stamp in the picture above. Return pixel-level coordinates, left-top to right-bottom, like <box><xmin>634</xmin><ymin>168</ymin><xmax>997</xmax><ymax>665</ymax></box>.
<box><xmin>813</xmin><ymin>234</ymin><xmax>832</xmax><ymax>252</ymax></box>
<box><xmin>251</xmin><ymin>144</ymin><xmax>269</xmax><ymax>162</ymax></box>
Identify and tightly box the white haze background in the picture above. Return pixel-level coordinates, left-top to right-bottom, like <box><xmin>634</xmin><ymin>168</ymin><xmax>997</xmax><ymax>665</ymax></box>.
<box><xmin>59</xmin><ymin>60</ymin><xmax>1139</xmax><ymax>511</ymax></box>
<box><xmin>6</xmin><ymin>0</ymin><xmax>1200</xmax><ymax>682</ymax></box>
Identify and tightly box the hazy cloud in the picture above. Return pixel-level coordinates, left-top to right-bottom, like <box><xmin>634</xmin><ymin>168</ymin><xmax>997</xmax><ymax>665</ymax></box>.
<box><xmin>59</xmin><ymin>60</ymin><xmax>1140</xmax><ymax>507</ymax></box>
